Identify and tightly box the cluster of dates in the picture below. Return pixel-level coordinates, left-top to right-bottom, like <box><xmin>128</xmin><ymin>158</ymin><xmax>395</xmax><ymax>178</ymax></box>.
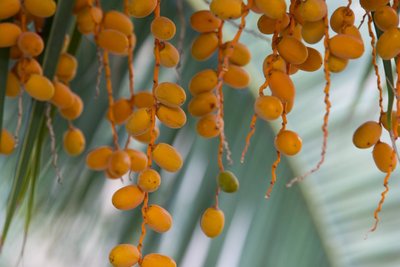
<box><xmin>0</xmin><ymin>0</ymin><xmax>85</xmax><ymax>157</ymax></box>
<box><xmin>75</xmin><ymin>0</ymin><xmax>185</xmax><ymax>266</ymax></box>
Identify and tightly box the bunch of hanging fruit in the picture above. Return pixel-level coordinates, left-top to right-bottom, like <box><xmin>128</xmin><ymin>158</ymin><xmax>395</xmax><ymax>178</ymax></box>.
<box><xmin>1</xmin><ymin>0</ymin><xmax>400</xmax><ymax>266</ymax></box>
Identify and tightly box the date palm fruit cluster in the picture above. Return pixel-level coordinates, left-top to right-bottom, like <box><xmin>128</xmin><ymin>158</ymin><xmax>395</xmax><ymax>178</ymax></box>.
<box><xmin>189</xmin><ymin>0</ymin><xmax>400</xmax><ymax>238</ymax></box>
<box><xmin>353</xmin><ymin>0</ymin><xmax>400</xmax><ymax>232</ymax></box>
<box><xmin>253</xmin><ymin>0</ymin><xmax>340</xmax><ymax>196</ymax></box>
<box><xmin>1</xmin><ymin>0</ymin><xmax>400</xmax><ymax>265</ymax></box>
<box><xmin>75</xmin><ymin>0</ymin><xmax>180</xmax><ymax>266</ymax></box>
<box><xmin>188</xmin><ymin>9</ymin><xmax>222</xmax><ymax>141</ymax></box>
<box><xmin>189</xmin><ymin>0</ymin><xmax>255</xmax><ymax>239</ymax></box>
<box><xmin>353</xmin><ymin>120</ymin><xmax>396</xmax><ymax>173</ymax></box>
<box><xmin>0</xmin><ymin>0</ymin><xmax>85</xmax><ymax>157</ymax></box>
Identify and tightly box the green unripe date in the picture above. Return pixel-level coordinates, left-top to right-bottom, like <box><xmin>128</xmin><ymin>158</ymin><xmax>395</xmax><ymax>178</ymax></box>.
<box><xmin>217</xmin><ymin>171</ymin><xmax>239</xmax><ymax>193</ymax></box>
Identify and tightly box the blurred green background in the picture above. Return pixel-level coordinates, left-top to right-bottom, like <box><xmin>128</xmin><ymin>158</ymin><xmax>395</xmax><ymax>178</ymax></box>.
<box><xmin>1</xmin><ymin>0</ymin><xmax>400</xmax><ymax>266</ymax></box>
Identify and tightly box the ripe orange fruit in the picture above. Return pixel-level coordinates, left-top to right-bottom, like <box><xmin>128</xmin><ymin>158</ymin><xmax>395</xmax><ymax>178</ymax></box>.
<box><xmin>274</xmin><ymin>130</ymin><xmax>302</xmax><ymax>156</ymax></box>
<box><xmin>86</xmin><ymin>146</ymin><xmax>113</xmax><ymax>171</ymax></box>
<box><xmin>133</xmin><ymin>126</ymin><xmax>160</xmax><ymax>144</ymax></box>
<box><xmin>97</xmin><ymin>29</ymin><xmax>129</xmax><ymax>55</ymax></box>
<box><xmin>189</xmin><ymin>69</ymin><xmax>218</xmax><ymax>95</ymax></box>
<box><xmin>295</xmin><ymin>47</ymin><xmax>323</xmax><ymax>72</ymax></box>
<box><xmin>352</xmin><ymin>121</ymin><xmax>382</xmax><ymax>149</ymax></box>
<box><xmin>151</xmin><ymin>16</ymin><xmax>176</xmax><ymax>41</ymax></box>
<box><xmin>210</xmin><ymin>0</ymin><xmax>243</xmax><ymax>20</ymax></box>
<box><xmin>268</xmin><ymin>71</ymin><xmax>295</xmax><ymax>112</ymax></box>
<box><xmin>0</xmin><ymin>129</ymin><xmax>15</xmax><ymax>155</ymax></box>
<box><xmin>329</xmin><ymin>34</ymin><xmax>364</xmax><ymax>59</ymax></box>
<box><xmin>374</xmin><ymin>6</ymin><xmax>399</xmax><ymax>31</ymax></box>
<box><xmin>254</xmin><ymin>95</ymin><xmax>283</xmax><ymax>121</ymax></box>
<box><xmin>145</xmin><ymin>205</ymin><xmax>173</xmax><ymax>233</ymax></box>
<box><xmin>158</xmin><ymin>42</ymin><xmax>180</xmax><ymax>68</ymax></box>
<box><xmin>188</xmin><ymin>92</ymin><xmax>218</xmax><ymax>117</ymax></box>
<box><xmin>200</xmin><ymin>207</ymin><xmax>225</xmax><ymax>238</ymax></box>
<box><xmin>56</xmin><ymin>53</ymin><xmax>78</xmax><ymax>83</ymax></box>
<box><xmin>126</xmin><ymin>108</ymin><xmax>152</xmax><ymax>136</ymax></box>
<box><xmin>298</xmin><ymin>0</ymin><xmax>327</xmax><ymax>22</ymax></box>
<box><xmin>255</xmin><ymin>0</ymin><xmax>287</xmax><ymax>19</ymax></box>
<box><xmin>124</xmin><ymin>148</ymin><xmax>148</xmax><ymax>172</ymax></box>
<box><xmin>152</xmin><ymin>143</ymin><xmax>183</xmax><ymax>172</ymax></box>
<box><xmin>134</xmin><ymin>91</ymin><xmax>154</xmax><ymax>108</ymax></box>
<box><xmin>0</xmin><ymin>0</ymin><xmax>21</xmax><ymax>20</ymax></box>
<box><xmin>107</xmin><ymin>150</ymin><xmax>131</xmax><ymax>177</ymax></box>
<box><xmin>330</xmin><ymin>6</ymin><xmax>355</xmax><ymax>33</ymax></box>
<box><xmin>63</xmin><ymin>127</ymin><xmax>86</xmax><ymax>156</ymax></box>
<box><xmin>376</xmin><ymin>28</ymin><xmax>400</xmax><ymax>60</ymax></box>
<box><xmin>222</xmin><ymin>42</ymin><xmax>251</xmax><ymax>66</ymax></box>
<box><xmin>6</xmin><ymin>72</ymin><xmax>20</xmax><ymax>98</ymax></box>
<box><xmin>137</xmin><ymin>168</ymin><xmax>161</xmax><ymax>192</ymax></box>
<box><xmin>103</xmin><ymin>11</ymin><xmax>133</xmax><ymax>36</ymax></box>
<box><xmin>0</xmin><ymin>23</ymin><xmax>21</xmax><ymax>48</ymax></box>
<box><xmin>17</xmin><ymin>32</ymin><xmax>44</xmax><ymax>57</ymax></box>
<box><xmin>141</xmin><ymin>254</ymin><xmax>176</xmax><ymax>267</ymax></box>
<box><xmin>107</xmin><ymin>98</ymin><xmax>133</xmax><ymax>125</ymax></box>
<box><xmin>59</xmin><ymin>93</ymin><xmax>84</xmax><ymax>120</ymax></box>
<box><xmin>156</xmin><ymin>105</ymin><xmax>186</xmax><ymax>129</ymax></box>
<box><xmin>109</xmin><ymin>244</ymin><xmax>140</xmax><ymax>267</ymax></box>
<box><xmin>257</xmin><ymin>13</ymin><xmax>290</xmax><ymax>35</ymax></box>
<box><xmin>223</xmin><ymin>64</ymin><xmax>250</xmax><ymax>89</ymax></box>
<box><xmin>301</xmin><ymin>20</ymin><xmax>325</xmax><ymax>44</ymax></box>
<box><xmin>360</xmin><ymin>0</ymin><xmax>390</xmax><ymax>11</ymax></box>
<box><xmin>50</xmin><ymin>81</ymin><xmax>75</xmax><ymax>109</ymax></box>
<box><xmin>190</xmin><ymin>10</ymin><xmax>222</xmax><ymax>33</ymax></box>
<box><xmin>191</xmin><ymin>33</ymin><xmax>219</xmax><ymax>61</ymax></box>
<box><xmin>277</xmin><ymin>36</ymin><xmax>308</xmax><ymax>65</ymax></box>
<box><xmin>327</xmin><ymin>54</ymin><xmax>348</xmax><ymax>73</ymax></box>
<box><xmin>373</xmin><ymin>142</ymin><xmax>397</xmax><ymax>173</ymax></box>
<box><xmin>155</xmin><ymin>82</ymin><xmax>186</xmax><ymax>107</ymax></box>
<box><xmin>24</xmin><ymin>0</ymin><xmax>56</xmax><ymax>18</ymax></box>
<box><xmin>24</xmin><ymin>74</ymin><xmax>55</xmax><ymax>101</ymax></box>
<box><xmin>112</xmin><ymin>185</ymin><xmax>145</xmax><ymax>210</ymax></box>
<box><xmin>379</xmin><ymin>111</ymin><xmax>399</xmax><ymax>132</ymax></box>
<box><xmin>128</xmin><ymin>0</ymin><xmax>157</xmax><ymax>18</ymax></box>
<box><xmin>196</xmin><ymin>114</ymin><xmax>220</xmax><ymax>138</ymax></box>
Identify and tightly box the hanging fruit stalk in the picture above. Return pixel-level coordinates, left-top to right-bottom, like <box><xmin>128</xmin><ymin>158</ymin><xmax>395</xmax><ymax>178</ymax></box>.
<box><xmin>104</xmin><ymin>0</ymin><xmax>183</xmax><ymax>265</ymax></box>
<box><xmin>242</xmin><ymin>0</ymin><xmax>305</xmax><ymax>197</ymax></box>
<box><xmin>287</xmin><ymin>0</ymin><xmax>333</xmax><ymax>187</ymax></box>
<box><xmin>241</xmin><ymin>17</ymin><xmax>287</xmax><ymax>198</ymax></box>
<box><xmin>191</xmin><ymin>0</ymin><xmax>253</xmax><ymax>238</ymax></box>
